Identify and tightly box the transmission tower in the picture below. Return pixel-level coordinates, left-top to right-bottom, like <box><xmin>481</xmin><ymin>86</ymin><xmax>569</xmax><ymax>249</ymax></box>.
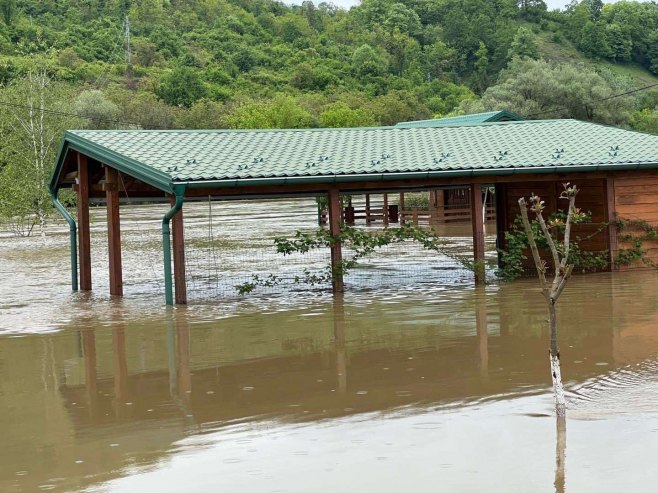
<box><xmin>124</xmin><ymin>15</ymin><xmax>132</xmax><ymax>80</ymax></box>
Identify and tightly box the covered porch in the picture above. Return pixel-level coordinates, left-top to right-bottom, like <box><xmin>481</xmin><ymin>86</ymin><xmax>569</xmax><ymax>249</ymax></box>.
<box><xmin>49</xmin><ymin>119</ymin><xmax>658</xmax><ymax>305</ymax></box>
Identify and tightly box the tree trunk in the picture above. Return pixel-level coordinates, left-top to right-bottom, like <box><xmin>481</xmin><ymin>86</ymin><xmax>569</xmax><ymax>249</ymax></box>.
<box><xmin>549</xmin><ymin>300</ymin><xmax>567</xmax><ymax>417</ymax></box>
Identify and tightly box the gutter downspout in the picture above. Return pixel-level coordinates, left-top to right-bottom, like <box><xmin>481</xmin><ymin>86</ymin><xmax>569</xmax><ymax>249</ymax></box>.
<box><xmin>162</xmin><ymin>187</ymin><xmax>185</xmax><ymax>306</ymax></box>
<box><xmin>51</xmin><ymin>189</ymin><xmax>78</xmax><ymax>292</ymax></box>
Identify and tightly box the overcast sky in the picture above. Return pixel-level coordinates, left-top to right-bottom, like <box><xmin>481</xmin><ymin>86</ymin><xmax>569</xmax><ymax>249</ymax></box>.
<box><xmin>294</xmin><ymin>0</ymin><xmax>650</xmax><ymax>11</ymax></box>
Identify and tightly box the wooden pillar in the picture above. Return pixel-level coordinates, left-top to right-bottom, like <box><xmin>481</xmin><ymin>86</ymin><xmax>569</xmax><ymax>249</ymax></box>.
<box><xmin>436</xmin><ymin>189</ymin><xmax>445</xmax><ymax>224</ymax></box>
<box><xmin>383</xmin><ymin>193</ymin><xmax>389</xmax><ymax>227</ymax></box>
<box><xmin>328</xmin><ymin>189</ymin><xmax>344</xmax><ymax>293</ymax></box>
<box><xmin>470</xmin><ymin>184</ymin><xmax>485</xmax><ymax>284</ymax></box>
<box><xmin>77</xmin><ymin>153</ymin><xmax>92</xmax><ymax>291</ymax></box>
<box><xmin>365</xmin><ymin>194</ymin><xmax>371</xmax><ymax>224</ymax></box>
<box><xmin>399</xmin><ymin>192</ymin><xmax>405</xmax><ymax>211</ymax></box>
<box><xmin>105</xmin><ymin>166</ymin><xmax>123</xmax><ymax>296</ymax></box>
<box><xmin>605</xmin><ymin>177</ymin><xmax>618</xmax><ymax>271</ymax></box>
<box><xmin>170</xmin><ymin>196</ymin><xmax>188</xmax><ymax>304</ymax></box>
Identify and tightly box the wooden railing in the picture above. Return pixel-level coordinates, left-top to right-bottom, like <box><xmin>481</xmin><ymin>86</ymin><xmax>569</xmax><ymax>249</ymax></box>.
<box><xmin>320</xmin><ymin>205</ymin><xmax>495</xmax><ymax>226</ymax></box>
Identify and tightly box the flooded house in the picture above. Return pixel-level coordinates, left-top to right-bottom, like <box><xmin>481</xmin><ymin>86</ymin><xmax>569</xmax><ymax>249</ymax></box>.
<box><xmin>49</xmin><ymin>118</ymin><xmax>658</xmax><ymax>304</ymax></box>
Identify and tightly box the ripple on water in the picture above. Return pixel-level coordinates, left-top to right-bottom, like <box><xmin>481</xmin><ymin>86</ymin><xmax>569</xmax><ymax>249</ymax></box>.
<box><xmin>568</xmin><ymin>358</ymin><xmax>658</xmax><ymax>419</ymax></box>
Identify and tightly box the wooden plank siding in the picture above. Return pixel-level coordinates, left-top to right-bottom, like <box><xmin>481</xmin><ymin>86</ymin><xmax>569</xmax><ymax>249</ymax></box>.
<box><xmin>614</xmin><ymin>174</ymin><xmax>658</xmax><ymax>270</ymax></box>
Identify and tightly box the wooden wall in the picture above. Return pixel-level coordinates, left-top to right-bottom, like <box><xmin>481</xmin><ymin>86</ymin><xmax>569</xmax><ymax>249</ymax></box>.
<box><xmin>498</xmin><ymin>179</ymin><xmax>609</xmax><ymax>272</ymax></box>
<box><xmin>613</xmin><ymin>174</ymin><xmax>658</xmax><ymax>269</ymax></box>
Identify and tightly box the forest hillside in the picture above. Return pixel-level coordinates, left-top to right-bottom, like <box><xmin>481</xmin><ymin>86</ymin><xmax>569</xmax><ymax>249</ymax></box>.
<box><xmin>1</xmin><ymin>0</ymin><xmax>658</xmax><ymax>230</ymax></box>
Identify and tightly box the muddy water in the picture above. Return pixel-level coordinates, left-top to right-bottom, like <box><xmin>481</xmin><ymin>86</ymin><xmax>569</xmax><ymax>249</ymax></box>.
<box><xmin>1</xmin><ymin>200</ymin><xmax>657</xmax><ymax>492</ymax></box>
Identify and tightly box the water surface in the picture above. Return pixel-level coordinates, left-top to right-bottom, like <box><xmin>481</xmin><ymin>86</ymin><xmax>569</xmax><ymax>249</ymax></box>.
<box><xmin>1</xmin><ymin>200</ymin><xmax>657</xmax><ymax>492</ymax></box>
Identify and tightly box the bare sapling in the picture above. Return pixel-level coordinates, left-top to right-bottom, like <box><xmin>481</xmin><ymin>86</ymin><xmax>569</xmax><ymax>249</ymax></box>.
<box><xmin>518</xmin><ymin>183</ymin><xmax>582</xmax><ymax>417</ymax></box>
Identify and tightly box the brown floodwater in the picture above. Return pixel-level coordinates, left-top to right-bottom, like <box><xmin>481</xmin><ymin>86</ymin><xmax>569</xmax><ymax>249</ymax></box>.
<box><xmin>1</xmin><ymin>200</ymin><xmax>657</xmax><ymax>492</ymax></box>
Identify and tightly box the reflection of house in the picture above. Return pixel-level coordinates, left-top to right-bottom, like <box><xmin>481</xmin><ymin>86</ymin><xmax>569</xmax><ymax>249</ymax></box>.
<box><xmin>4</xmin><ymin>275</ymin><xmax>658</xmax><ymax>492</ymax></box>
<box><xmin>50</xmin><ymin>116</ymin><xmax>658</xmax><ymax>304</ymax></box>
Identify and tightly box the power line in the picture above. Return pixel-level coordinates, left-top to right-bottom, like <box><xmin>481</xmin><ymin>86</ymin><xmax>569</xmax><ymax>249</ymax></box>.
<box><xmin>524</xmin><ymin>82</ymin><xmax>658</xmax><ymax>119</ymax></box>
<box><xmin>0</xmin><ymin>98</ymin><xmax>170</xmax><ymax>129</ymax></box>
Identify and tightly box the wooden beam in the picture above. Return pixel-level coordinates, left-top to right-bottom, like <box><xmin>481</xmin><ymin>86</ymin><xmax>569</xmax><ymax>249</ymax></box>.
<box><xmin>365</xmin><ymin>194</ymin><xmax>371</xmax><ymax>224</ymax></box>
<box><xmin>470</xmin><ymin>184</ymin><xmax>485</xmax><ymax>284</ymax></box>
<box><xmin>184</xmin><ymin>170</ymin><xmax>641</xmax><ymax>199</ymax></box>
<box><xmin>605</xmin><ymin>177</ymin><xmax>618</xmax><ymax>270</ymax></box>
<box><xmin>383</xmin><ymin>193</ymin><xmax>389</xmax><ymax>227</ymax></box>
<box><xmin>105</xmin><ymin>166</ymin><xmax>123</xmax><ymax>296</ymax></box>
<box><xmin>328</xmin><ymin>189</ymin><xmax>344</xmax><ymax>293</ymax></box>
<box><xmin>171</xmin><ymin>196</ymin><xmax>188</xmax><ymax>304</ymax></box>
<box><xmin>77</xmin><ymin>153</ymin><xmax>92</xmax><ymax>291</ymax></box>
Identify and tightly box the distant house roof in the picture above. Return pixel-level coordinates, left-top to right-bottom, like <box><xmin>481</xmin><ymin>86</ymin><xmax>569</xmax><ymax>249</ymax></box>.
<box><xmin>51</xmin><ymin>119</ymin><xmax>658</xmax><ymax>194</ymax></box>
<box><xmin>395</xmin><ymin>110</ymin><xmax>524</xmax><ymax>128</ymax></box>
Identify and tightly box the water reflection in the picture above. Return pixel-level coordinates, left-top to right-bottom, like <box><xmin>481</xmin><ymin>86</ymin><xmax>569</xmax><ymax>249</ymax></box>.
<box><xmin>554</xmin><ymin>417</ymin><xmax>567</xmax><ymax>493</ymax></box>
<box><xmin>0</xmin><ymin>272</ymin><xmax>658</xmax><ymax>491</ymax></box>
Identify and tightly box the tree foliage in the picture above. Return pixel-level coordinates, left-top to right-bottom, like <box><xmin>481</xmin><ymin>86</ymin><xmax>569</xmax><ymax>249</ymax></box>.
<box><xmin>1</xmin><ymin>0</ymin><xmax>658</xmax><ymax>230</ymax></box>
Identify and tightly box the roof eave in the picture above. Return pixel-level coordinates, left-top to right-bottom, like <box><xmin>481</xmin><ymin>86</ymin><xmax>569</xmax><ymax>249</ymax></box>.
<box><xmin>50</xmin><ymin>132</ymin><xmax>175</xmax><ymax>194</ymax></box>
<box><xmin>179</xmin><ymin>161</ymin><xmax>658</xmax><ymax>190</ymax></box>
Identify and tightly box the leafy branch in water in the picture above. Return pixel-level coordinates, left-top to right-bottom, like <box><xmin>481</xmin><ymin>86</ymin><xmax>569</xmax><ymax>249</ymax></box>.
<box><xmin>235</xmin><ymin>223</ymin><xmax>480</xmax><ymax>294</ymax></box>
<box><xmin>497</xmin><ymin>208</ymin><xmax>609</xmax><ymax>280</ymax></box>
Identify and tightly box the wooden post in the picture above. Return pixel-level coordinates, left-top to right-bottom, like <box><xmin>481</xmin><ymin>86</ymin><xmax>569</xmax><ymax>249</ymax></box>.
<box><xmin>383</xmin><ymin>193</ymin><xmax>389</xmax><ymax>227</ymax></box>
<box><xmin>605</xmin><ymin>177</ymin><xmax>618</xmax><ymax>271</ymax></box>
<box><xmin>399</xmin><ymin>192</ymin><xmax>405</xmax><ymax>211</ymax></box>
<box><xmin>77</xmin><ymin>153</ymin><xmax>92</xmax><ymax>291</ymax></box>
<box><xmin>436</xmin><ymin>189</ymin><xmax>445</xmax><ymax>224</ymax></box>
<box><xmin>170</xmin><ymin>196</ymin><xmax>188</xmax><ymax>304</ymax></box>
<box><xmin>105</xmin><ymin>166</ymin><xmax>123</xmax><ymax>296</ymax></box>
<box><xmin>328</xmin><ymin>189</ymin><xmax>344</xmax><ymax>293</ymax></box>
<box><xmin>365</xmin><ymin>194</ymin><xmax>371</xmax><ymax>224</ymax></box>
<box><xmin>470</xmin><ymin>184</ymin><xmax>485</xmax><ymax>284</ymax></box>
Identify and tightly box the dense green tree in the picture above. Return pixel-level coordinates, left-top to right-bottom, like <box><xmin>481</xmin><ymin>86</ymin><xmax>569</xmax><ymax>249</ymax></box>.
<box><xmin>518</xmin><ymin>0</ymin><xmax>546</xmax><ymax>22</ymax></box>
<box><xmin>157</xmin><ymin>66</ymin><xmax>207</xmax><ymax>107</ymax></box>
<box><xmin>508</xmin><ymin>27</ymin><xmax>539</xmax><ymax>60</ymax></box>
<box><xmin>0</xmin><ymin>70</ymin><xmax>77</xmax><ymax>235</ymax></box>
<box><xmin>606</xmin><ymin>24</ymin><xmax>632</xmax><ymax>63</ymax></box>
<box><xmin>460</xmin><ymin>58</ymin><xmax>635</xmax><ymax>125</ymax></box>
<box><xmin>0</xmin><ymin>0</ymin><xmax>17</xmax><ymax>25</ymax></box>
<box><xmin>352</xmin><ymin>44</ymin><xmax>388</xmax><ymax>78</ymax></box>
<box><xmin>226</xmin><ymin>95</ymin><xmax>316</xmax><ymax>129</ymax></box>
<box><xmin>631</xmin><ymin>108</ymin><xmax>658</xmax><ymax>134</ymax></box>
<box><xmin>319</xmin><ymin>102</ymin><xmax>375</xmax><ymax>128</ymax></box>
<box><xmin>472</xmin><ymin>42</ymin><xmax>490</xmax><ymax>93</ymax></box>
<box><xmin>579</xmin><ymin>21</ymin><xmax>610</xmax><ymax>59</ymax></box>
<box><xmin>73</xmin><ymin>90</ymin><xmax>120</xmax><ymax>129</ymax></box>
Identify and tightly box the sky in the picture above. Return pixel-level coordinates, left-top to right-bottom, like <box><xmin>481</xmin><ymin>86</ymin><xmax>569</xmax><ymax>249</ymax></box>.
<box><xmin>293</xmin><ymin>0</ymin><xmax>650</xmax><ymax>11</ymax></box>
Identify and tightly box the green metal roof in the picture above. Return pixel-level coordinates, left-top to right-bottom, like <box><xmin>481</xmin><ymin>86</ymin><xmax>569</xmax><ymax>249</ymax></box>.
<box><xmin>51</xmin><ymin>119</ymin><xmax>658</xmax><ymax>194</ymax></box>
<box><xmin>394</xmin><ymin>110</ymin><xmax>523</xmax><ymax>128</ymax></box>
